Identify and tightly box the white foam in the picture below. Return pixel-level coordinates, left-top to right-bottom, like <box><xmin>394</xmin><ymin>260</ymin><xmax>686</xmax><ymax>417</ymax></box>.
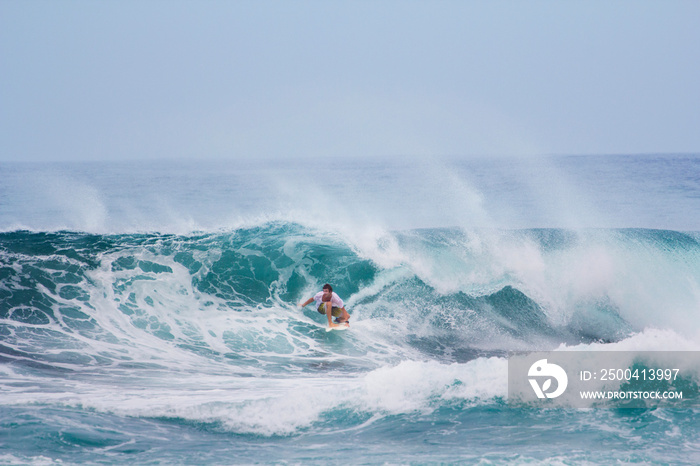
<box><xmin>360</xmin><ymin>358</ymin><xmax>507</xmax><ymax>414</ymax></box>
<box><xmin>555</xmin><ymin>327</ymin><xmax>700</xmax><ymax>352</ymax></box>
<box><xmin>0</xmin><ymin>356</ymin><xmax>509</xmax><ymax>436</ymax></box>
<box><xmin>0</xmin><ymin>454</ymin><xmax>64</xmax><ymax>466</ymax></box>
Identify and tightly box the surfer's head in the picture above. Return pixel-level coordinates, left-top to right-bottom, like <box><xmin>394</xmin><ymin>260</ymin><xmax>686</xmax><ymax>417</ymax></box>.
<box><xmin>322</xmin><ymin>284</ymin><xmax>333</xmax><ymax>300</ymax></box>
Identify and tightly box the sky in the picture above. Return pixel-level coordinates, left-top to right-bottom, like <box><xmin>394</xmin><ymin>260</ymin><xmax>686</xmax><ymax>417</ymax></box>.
<box><xmin>1</xmin><ymin>0</ymin><xmax>699</xmax><ymax>162</ymax></box>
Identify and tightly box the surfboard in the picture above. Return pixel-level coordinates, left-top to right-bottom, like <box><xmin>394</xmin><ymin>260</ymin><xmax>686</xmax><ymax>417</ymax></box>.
<box><xmin>326</xmin><ymin>323</ymin><xmax>349</xmax><ymax>332</ymax></box>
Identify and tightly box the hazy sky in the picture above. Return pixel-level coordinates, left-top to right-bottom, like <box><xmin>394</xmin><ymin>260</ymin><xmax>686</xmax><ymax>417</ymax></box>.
<box><xmin>1</xmin><ymin>0</ymin><xmax>699</xmax><ymax>162</ymax></box>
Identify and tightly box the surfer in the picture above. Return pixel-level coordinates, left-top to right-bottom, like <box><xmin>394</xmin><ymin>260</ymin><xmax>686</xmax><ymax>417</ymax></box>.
<box><xmin>299</xmin><ymin>284</ymin><xmax>350</xmax><ymax>328</ymax></box>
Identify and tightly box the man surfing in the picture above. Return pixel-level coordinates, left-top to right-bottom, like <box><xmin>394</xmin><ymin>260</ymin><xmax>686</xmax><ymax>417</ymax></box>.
<box><xmin>299</xmin><ymin>284</ymin><xmax>350</xmax><ymax>328</ymax></box>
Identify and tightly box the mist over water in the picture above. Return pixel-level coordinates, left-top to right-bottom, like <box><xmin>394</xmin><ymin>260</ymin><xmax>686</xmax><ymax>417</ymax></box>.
<box><xmin>1</xmin><ymin>154</ymin><xmax>700</xmax><ymax>464</ymax></box>
<box><xmin>3</xmin><ymin>154</ymin><xmax>699</xmax><ymax>234</ymax></box>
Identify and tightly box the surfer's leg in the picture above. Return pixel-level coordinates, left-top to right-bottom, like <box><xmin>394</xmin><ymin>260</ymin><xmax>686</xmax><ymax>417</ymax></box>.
<box><xmin>325</xmin><ymin>302</ymin><xmax>337</xmax><ymax>327</ymax></box>
<box><xmin>338</xmin><ymin>307</ymin><xmax>350</xmax><ymax>324</ymax></box>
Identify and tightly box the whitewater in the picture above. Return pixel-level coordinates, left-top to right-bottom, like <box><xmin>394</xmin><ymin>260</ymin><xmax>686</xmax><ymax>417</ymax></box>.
<box><xmin>1</xmin><ymin>155</ymin><xmax>699</xmax><ymax>464</ymax></box>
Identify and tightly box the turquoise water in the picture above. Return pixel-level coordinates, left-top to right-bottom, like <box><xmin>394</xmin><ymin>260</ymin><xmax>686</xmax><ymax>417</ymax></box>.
<box><xmin>1</xmin><ymin>155</ymin><xmax>700</xmax><ymax>464</ymax></box>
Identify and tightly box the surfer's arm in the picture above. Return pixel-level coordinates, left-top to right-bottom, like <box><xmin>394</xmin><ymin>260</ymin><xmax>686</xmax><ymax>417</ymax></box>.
<box><xmin>299</xmin><ymin>298</ymin><xmax>314</xmax><ymax>308</ymax></box>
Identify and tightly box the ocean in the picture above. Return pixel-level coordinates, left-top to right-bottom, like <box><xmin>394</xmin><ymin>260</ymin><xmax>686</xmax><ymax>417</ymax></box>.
<box><xmin>1</xmin><ymin>154</ymin><xmax>699</xmax><ymax>464</ymax></box>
